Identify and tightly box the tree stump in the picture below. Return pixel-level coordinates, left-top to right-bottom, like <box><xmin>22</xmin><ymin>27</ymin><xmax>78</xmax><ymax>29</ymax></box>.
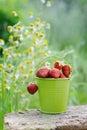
<box><xmin>4</xmin><ymin>105</ymin><xmax>87</xmax><ymax>130</ymax></box>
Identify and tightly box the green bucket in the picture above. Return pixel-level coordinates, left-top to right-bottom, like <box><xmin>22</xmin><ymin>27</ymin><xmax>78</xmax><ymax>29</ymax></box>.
<box><xmin>36</xmin><ymin>77</ymin><xmax>70</xmax><ymax>114</ymax></box>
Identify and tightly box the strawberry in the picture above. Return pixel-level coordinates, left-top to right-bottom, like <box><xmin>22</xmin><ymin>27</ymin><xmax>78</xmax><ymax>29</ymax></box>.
<box><xmin>36</xmin><ymin>67</ymin><xmax>50</xmax><ymax>78</ymax></box>
<box><xmin>59</xmin><ymin>72</ymin><xmax>66</xmax><ymax>78</ymax></box>
<box><xmin>27</xmin><ymin>83</ymin><xmax>38</xmax><ymax>95</ymax></box>
<box><xmin>49</xmin><ymin>68</ymin><xmax>60</xmax><ymax>78</ymax></box>
<box><xmin>54</xmin><ymin>61</ymin><xmax>63</xmax><ymax>70</ymax></box>
<box><xmin>62</xmin><ymin>65</ymin><xmax>72</xmax><ymax>77</ymax></box>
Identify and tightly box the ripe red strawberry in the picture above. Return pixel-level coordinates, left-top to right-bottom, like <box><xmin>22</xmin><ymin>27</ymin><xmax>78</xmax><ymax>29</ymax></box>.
<box><xmin>54</xmin><ymin>61</ymin><xmax>63</xmax><ymax>70</ymax></box>
<box><xmin>59</xmin><ymin>72</ymin><xmax>66</xmax><ymax>78</ymax></box>
<box><xmin>62</xmin><ymin>65</ymin><xmax>72</xmax><ymax>77</ymax></box>
<box><xmin>36</xmin><ymin>67</ymin><xmax>50</xmax><ymax>78</ymax></box>
<box><xmin>49</xmin><ymin>68</ymin><xmax>60</xmax><ymax>78</ymax></box>
<box><xmin>27</xmin><ymin>83</ymin><xmax>38</xmax><ymax>95</ymax></box>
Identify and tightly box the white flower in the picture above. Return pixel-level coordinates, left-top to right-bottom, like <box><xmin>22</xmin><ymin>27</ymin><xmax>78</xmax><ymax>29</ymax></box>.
<box><xmin>17</xmin><ymin>34</ymin><xmax>24</xmax><ymax>41</ymax></box>
<box><xmin>9</xmin><ymin>35</ymin><xmax>13</xmax><ymax>42</ymax></box>
<box><xmin>41</xmin><ymin>0</ymin><xmax>46</xmax><ymax>4</ymax></box>
<box><xmin>7</xmin><ymin>55</ymin><xmax>12</xmax><ymax>59</ymax></box>
<box><xmin>29</xmin><ymin>11</ymin><xmax>33</xmax><ymax>18</ymax></box>
<box><xmin>46</xmin><ymin>1</ymin><xmax>51</xmax><ymax>7</ymax></box>
<box><xmin>46</xmin><ymin>23</ymin><xmax>51</xmax><ymax>29</ymax></box>
<box><xmin>24</xmin><ymin>30</ymin><xmax>31</xmax><ymax>38</ymax></box>
<box><xmin>13</xmin><ymin>40</ymin><xmax>19</xmax><ymax>46</ymax></box>
<box><xmin>30</xmin><ymin>46</ymin><xmax>34</xmax><ymax>52</ymax></box>
<box><xmin>15</xmin><ymin>25</ymin><xmax>24</xmax><ymax>32</ymax></box>
<box><xmin>5</xmin><ymin>85</ymin><xmax>10</xmax><ymax>90</ymax></box>
<box><xmin>47</xmin><ymin>50</ymin><xmax>52</xmax><ymax>54</ymax></box>
<box><xmin>45</xmin><ymin>62</ymin><xmax>50</xmax><ymax>68</ymax></box>
<box><xmin>12</xmin><ymin>11</ymin><xmax>18</xmax><ymax>17</ymax></box>
<box><xmin>30</xmin><ymin>15</ymin><xmax>33</xmax><ymax>18</ymax></box>
<box><xmin>7</xmin><ymin>26</ymin><xmax>13</xmax><ymax>32</ymax></box>
<box><xmin>32</xmin><ymin>27</ymin><xmax>37</xmax><ymax>33</ymax></box>
<box><xmin>15</xmin><ymin>74</ymin><xmax>20</xmax><ymax>80</ymax></box>
<box><xmin>0</xmin><ymin>39</ymin><xmax>4</xmax><ymax>46</ymax></box>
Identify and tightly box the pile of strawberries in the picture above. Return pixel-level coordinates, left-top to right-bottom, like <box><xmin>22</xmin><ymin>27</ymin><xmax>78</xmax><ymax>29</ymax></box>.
<box><xmin>27</xmin><ymin>61</ymin><xmax>72</xmax><ymax>95</ymax></box>
<box><xmin>36</xmin><ymin>61</ymin><xmax>72</xmax><ymax>78</ymax></box>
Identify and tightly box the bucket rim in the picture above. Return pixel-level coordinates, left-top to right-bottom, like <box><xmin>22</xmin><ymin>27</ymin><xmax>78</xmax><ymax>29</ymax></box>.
<box><xmin>36</xmin><ymin>77</ymin><xmax>70</xmax><ymax>81</ymax></box>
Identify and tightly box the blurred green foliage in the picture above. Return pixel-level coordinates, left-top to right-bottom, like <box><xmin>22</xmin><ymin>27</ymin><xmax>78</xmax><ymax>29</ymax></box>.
<box><xmin>0</xmin><ymin>0</ymin><xmax>28</xmax><ymax>42</ymax></box>
<box><xmin>0</xmin><ymin>11</ymin><xmax>18</xmax><ymax>41</ymax></box>
<box><xmin>0</xmin><ymin>0</ymin><xmax>87</xmax><ymax>106</ymax></box>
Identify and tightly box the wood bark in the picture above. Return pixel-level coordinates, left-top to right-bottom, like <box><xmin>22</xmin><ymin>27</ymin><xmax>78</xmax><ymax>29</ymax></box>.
<box><xmin>4</xmin><ymin>105</ymin><xmax>87</xmax><ymax>130</ymax></box>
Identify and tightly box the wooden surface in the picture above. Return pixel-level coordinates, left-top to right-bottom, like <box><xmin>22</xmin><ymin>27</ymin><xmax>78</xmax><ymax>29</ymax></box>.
<box><xmin>4</xmin><ymin>105</ymin><xmax>87</xmax><ymax>130</ymax></box>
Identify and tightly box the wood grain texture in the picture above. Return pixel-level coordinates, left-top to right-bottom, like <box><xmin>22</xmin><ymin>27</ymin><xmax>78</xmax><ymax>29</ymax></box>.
<box><xmin>4</xmin><ymin>105</ymin><xmax>87</xmax><ymax>130</ymax></box>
